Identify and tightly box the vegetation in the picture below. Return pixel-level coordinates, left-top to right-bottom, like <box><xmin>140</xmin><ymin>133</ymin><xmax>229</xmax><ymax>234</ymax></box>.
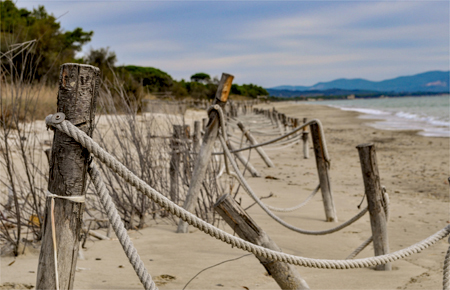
<box><xmin>1</xmin><ymin>0</ymin><xmax>93</xmax><ymax>83</ymax></box>
<box><xmin>190</xmin><ymin>72</ymin><xmax>211</xmax><ymax>83</ymax></box>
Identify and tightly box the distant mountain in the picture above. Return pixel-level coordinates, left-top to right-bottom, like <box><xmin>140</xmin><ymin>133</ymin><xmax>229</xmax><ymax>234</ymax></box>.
<box><xmin>269</xmin><ymin>71</ymin><xmax>450</xmax><ymax>95</ymax></box>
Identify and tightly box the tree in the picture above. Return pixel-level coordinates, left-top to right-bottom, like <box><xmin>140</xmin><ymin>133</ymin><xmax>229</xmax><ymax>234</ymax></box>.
<box><xmin>0</xmin><ymin>0</ymin><xmax>93</xmax><ymax>82</ymax></box>
<box><xmin>118</xmin><ymin>65</ymin><xmax>173</xmax><ymax>92</ymax></box>
<box><xmin>190</xmin><ymin>72</ymin><xmax>211</xmax><ymax>84</ymax></box>
<box><xmin>230</xmin><ymin>83</ymin><xmax>269</xmax><ymax>98</ymax></box>
<box><xmin>83</xmin><ymin>47</ymin><xmax>117</xmax><ymax>80</ymax></box>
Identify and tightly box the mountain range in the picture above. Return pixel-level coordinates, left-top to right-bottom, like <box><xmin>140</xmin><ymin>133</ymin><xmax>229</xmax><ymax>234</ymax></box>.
<box><xmin>268</xmin><ymin>70</ymin><xmax>449</xmax><ymax>97</ymax></box>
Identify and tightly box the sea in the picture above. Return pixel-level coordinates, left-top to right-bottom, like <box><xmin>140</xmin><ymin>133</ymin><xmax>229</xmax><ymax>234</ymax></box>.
<box><xmin>305</xmin><ymin>95</ymin><xmax>450</xmax><ymax>138</ymax></box>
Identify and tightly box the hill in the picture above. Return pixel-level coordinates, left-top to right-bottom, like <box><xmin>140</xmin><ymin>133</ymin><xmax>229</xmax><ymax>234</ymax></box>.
<box><xmin>269</xmin><ymin>71</ymin><xmax>449</xmax><ymax>96</ymax></box>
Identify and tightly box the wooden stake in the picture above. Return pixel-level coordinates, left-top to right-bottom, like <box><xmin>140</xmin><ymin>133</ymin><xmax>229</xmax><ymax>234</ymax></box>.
<box><xmin>356</xmin><ymin>143</ymin><xmax>391</xmax><ymax>271</ymax></box>
<box><xmin>226</xmin><ymin>140</ymin><xmax>260</xmax><ymax>177</ymax></box>
<box><xmin>214</xmin><ymin>194</ymin><xmax>310</xmax><ymax>290</ymax></box>
<box><xmin>176</xmin><ymin>73</ymin><xmax>234</xmax><ymax>233</ymax></box>
<box><xmin>302</xmin><ymin>118</ymin><xmax>309</xmax><ymax>159</ymax></box>
<box><xmin>170</xmin><ymin>125</ymin><xmax>183</xmax><ymax>203</ymax></box>
<box><xmin>310</xmin><ymin>123</ymin><xmax>337</xmax><ymax>222</ymax></box>
<box><xmin>192</xmin><ymin>120</ymin><xmax>201</xmax><ymax>154</ymax></box>
<box><xmin>237</xmin><ymin>122</ymin><xmax>275</xmax><ymax>168</ymax></box>
<box><xmin>36</xmin><ymin>63</ymin><xmax>100</xmax><ymax>290</ymax></box>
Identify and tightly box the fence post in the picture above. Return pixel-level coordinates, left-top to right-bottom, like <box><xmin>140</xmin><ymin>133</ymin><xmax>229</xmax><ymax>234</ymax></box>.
<box><xmin>302</xmin><ymin>118</ymin><xmax>309</xmax><ymax>159</ymax></box>
<box><xmin>36</xmin><ymin>63</ymin><xmax>100</xmax><ymax>290</ymax></box>
<box><xmin>176</xmin><ymin>73</ymin><xmax>234</xmax><ymax>233</ymax></box>
<box><xmin>170</xmin><ymin>125</ymin><xmax>183</xmax><ymax>203</ymax></box>
<box><xmin>356</xmin><ymin>143</ymin><xmax>391</xmax><ymax>271</ymax></box>
<box><xmin>214</xmin><ymin>194</ymin><xmax>310</xmax><ymax>290</ymax></box>
<box><xmin>192</xmin><ymin>120</ymin><xmax>201</xmax><ymax>154</ymax></box>
<box><xmin>226</xmin><ymin>141</ymin><xmax>260</xmax><ymax>177</ymax></box>
<box><xmin>237</xmin><ymin>122</ymin><xmax>275</xmax><ymax>168</ymax></box>
<box><xmin>310</xmin><ymin>122</ymin><xmax>337</xmax><ymax>222</ymax></box>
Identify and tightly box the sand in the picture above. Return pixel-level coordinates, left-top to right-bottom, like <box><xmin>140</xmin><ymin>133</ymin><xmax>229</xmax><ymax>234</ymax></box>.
<box><xmin>1</xmin><ymin>101</ymin><xmax>449</xmax><ymax>290</ymax></box>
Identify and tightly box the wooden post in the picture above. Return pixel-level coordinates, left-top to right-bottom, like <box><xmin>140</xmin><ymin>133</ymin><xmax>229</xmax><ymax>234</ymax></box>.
<box><xmin>182</xmin><ymin>125</ymin><xmax>191</xmax><ymax>181</ymax></box>
<box><xmin>170</xmin><ymin>125</ymin><xmax>183</xmax><ymax>203</ymax></box>
<box><xmin>202</xmin><ymin>118</ymin><xmax>207</xmax><ymax>132</ymax></box>
<box><xmin>356</xmin><ymin>143</ymin><xmax>391</xmax><ymax>271</ymax></box>
<box><xmin>192</xmin><ymin>120</ymin><xmax>201</xmax><ymax>154</ymax></box>
<box><xmin>310</xmin><ymin>123</ymin><xmax>337</xmax><ymax>222</ymax></box>
<box><xmin>237</xmin><ymin>122</ymin><xmax>275</xmax><ymax>168</ymax></box>
<box><xmin>302</xmin><ymin>118</ymin><xmax>309</xmax><ymax>159</ymax></box>
<box><xmin>176</xmin><ymin>73</ymin><xmax>234</xmax><ymax>233</ymax></box>
<box><xmin>36</xmin><ymin>63</ymin><xmax>100</xmax><ymax>290</ymax></box>
<box><xmin>214</xmin><ymin>194</ymin><xmax>310</xmax><ymax>290</ymax></box>
<box><xmin>226</xmin><ymin>141</ymin><xmax>260</xmax><ymax>177</ymax></box>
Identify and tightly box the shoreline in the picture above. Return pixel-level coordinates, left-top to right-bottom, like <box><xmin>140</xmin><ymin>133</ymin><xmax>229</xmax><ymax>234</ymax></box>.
<box><xmin>1</xmin><ymin>101</ymin><xmax>449</xmax><ymax>289</ymax></box>
<box><xmin>300</xmin><ymin>95</ymin><xmax>450</xmax><ymax>138</ymax></box>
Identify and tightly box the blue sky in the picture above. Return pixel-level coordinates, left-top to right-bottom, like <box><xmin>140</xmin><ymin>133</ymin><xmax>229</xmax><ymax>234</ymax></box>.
<box><xmin>17</xmin><ymin>1</ymin><xmax>450</xmax><ymax>87</ymax></box>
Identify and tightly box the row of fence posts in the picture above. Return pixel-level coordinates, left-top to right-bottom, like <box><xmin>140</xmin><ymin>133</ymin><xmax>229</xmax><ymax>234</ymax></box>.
<box><xmin>38</xmin><ymin>64</ymin><xmax>390</xmax><ymax>290</ymax></box>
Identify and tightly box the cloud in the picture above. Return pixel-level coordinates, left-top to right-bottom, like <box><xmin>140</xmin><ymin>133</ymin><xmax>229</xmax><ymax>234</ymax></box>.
<box><xmin>15</xmin><ymin>0</ymin><xmax>449</xmax><ymax>87</ymax></box>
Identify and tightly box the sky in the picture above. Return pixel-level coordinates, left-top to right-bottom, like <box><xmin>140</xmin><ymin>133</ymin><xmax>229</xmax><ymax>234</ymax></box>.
<box><xmin>16</xmin><ymin>0</ymin><xmax>450</xmax><ymax>88</ymax></box>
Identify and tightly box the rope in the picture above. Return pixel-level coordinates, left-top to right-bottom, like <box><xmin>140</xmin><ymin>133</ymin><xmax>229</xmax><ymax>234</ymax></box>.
<box><xmin>444</xmin><ymin>239</ymin><xmax>450</xmax><ymax>290</ymax></box>
<box><xmin>346</xmin><ymin>188</ymin><xmax>390</xmax><ymax>260</ymax></box>
<box><xmin>45</xmin><ymin>115</ymin><xmax>450</xmax><ymax>271</ymax></box>
<box><xmin>212</xmin><ymin>118</ymin><xmax>330</xmax><ymax>167</ymax></box>
<box><xmin>88</xmin><ymin>163</ymin><xmax>157</xmax><ymax>290</ymax></box>
<box><xmin>219</xmin><ymin>133</ymin><xmax>368</xmax><ymax>235</ymax></box>
<box><xmin>46</xmin><ymin>190</ymin><xmax>85</xmax><ymax>290</ymax></box>
<box><xmin>266</xmin><ymin>184</ymin><xmax>320</xmax><ymax>212</ymax></box>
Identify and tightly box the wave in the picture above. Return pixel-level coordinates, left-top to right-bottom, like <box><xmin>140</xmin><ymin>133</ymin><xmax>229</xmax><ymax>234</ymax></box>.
<box><xmin>395</xmin><ymin>111</ymin><xmax>450</xmax><ymax>127</ymax></box>
<box><xmin>326</xmin><ymin>104</ymin><xmax>449</xmax><ymax>137</ymax></box>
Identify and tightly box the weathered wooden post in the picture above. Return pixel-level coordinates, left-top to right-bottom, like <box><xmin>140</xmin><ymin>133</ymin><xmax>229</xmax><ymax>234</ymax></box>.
<box><xmin>170</xmin><ymin>125</ymin><xmax>189</xmax><ymax>203</ymax></box>
<box><xmin>226</xmin><ymin>141</ymin><xmax>260</xmax><ymax>177</ymax></box>
<box><xmin>356</xmin><ymin>143</ymin><xmax>391</xmax><ymax>271</ymax></box>
<box><xmin>192</xmin><ymin>120</ymin><xmax>201</xmax><ymax>154</ymax></box>
<box><xmin>36</xmin><ymin>63</ymin><xmax>100</xmax><ymax>290</ymax></box>
<box><xmin>202</xmin><ymin>118</ymin><xmax>207</xmax><ymax>132</ymax></box>
<box><xmin>310</xmin><ymin>122</ymin><xmax>337</xmax><ymax>222</ymax></box>
<box><xmin>177</xmin><ymin>73</ymin><xmax>234</xmax><ymax>233</ymax></box>
<box><xmin>237</xmin><ymin>122</ymin><xmax>275</xmax><ymax>168</ymax></box>
<box><xmin>214</xmin><ymin>194</ymin><xmax>310</xmax><ymax>290</ymax></box>
<box><xmin>302</xmin><ymin>118</ymin><xmax>309</xmax><ymax>159</ymax></box>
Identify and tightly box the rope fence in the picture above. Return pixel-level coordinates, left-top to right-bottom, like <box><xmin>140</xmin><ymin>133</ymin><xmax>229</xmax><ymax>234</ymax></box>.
<box><xmin>45</xmin><ymin>113</ymin><xmax>450</xmax><ymax>290</ymax></box>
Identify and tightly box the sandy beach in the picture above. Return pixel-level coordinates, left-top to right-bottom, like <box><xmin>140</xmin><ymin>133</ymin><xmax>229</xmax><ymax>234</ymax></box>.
<box><xmin>1</xmin><ymin>101</ymin><xmax>449</xmax><ymax>290</ymax></box>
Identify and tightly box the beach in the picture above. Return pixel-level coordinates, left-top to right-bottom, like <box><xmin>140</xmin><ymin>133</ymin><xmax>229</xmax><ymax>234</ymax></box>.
<box><xmin>1</xmin><ymin>101</ymin><xmax>449</xmax><ymax>290</ymax></box>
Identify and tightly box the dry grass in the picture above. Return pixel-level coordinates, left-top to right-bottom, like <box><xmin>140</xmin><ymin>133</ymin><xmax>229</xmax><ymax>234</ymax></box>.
<box><xmin>1</xmin><ymin>82</ymin><xmax>57</xmax><ymax>123</ymax></box>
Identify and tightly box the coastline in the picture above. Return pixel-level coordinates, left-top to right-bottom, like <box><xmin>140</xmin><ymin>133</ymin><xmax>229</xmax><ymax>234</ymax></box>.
<box><xmin>304</xmin><ymin>95</ymin><xmax>450</xmax><ymax>138</ymax></box>
<box><xmin>1</xmin><ymin>102</ymin><xmax>449</xmax><ymax>290</ymax></box>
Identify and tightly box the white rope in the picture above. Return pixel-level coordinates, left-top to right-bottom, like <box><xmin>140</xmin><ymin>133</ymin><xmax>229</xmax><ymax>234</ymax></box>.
<box><xmin>444</xmin><ymin>238</ymin><xmax>450</xmax><ymax>290</ymax></box>
<box><xmin>88</xmin><ymin>163</ymin><xmax>157</xmax><ymax>290</ymax></box>
<box><xmin>46</xmin><ymin>190</ymin><xmax>85</xmax><ymax>290</ymax></box>
<box><xmin>45</xmin><ymin>115</ymin><xmax>450</xmax><ymax>272</ymax></box>
<box><xmin>346</xmin><ymin>188</ymin><xmax>390</xmax><ymax>260</ymax></box>
<box><xmin>219</xmin><ymin>133</ymin><xmax>369</xmax><ymax>235</ymax></box>
<box><xmin>266</xmin><ymin>184</ymin><xmax>320</xmax><ymax>212</ymax></box>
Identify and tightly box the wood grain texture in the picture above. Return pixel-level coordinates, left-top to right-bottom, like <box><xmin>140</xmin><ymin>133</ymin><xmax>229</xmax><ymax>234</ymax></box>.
<box><xmin>356</xmin><ymin>143</ymin><xmax>391</xmax><ymax>271</ymax></box>
<box><xmin>214</xmin><ymin>194</ymin><xmax>310</xmax><ymax>290</ymax></box>
<box><xmin>310</xmin><ymin>123</ymin><xmax>337</xmax><ymax>222</ymax></box>
<box><xmin>176</xmin><ymin>73</ymin><xmax>234</xmax><ymax>233</ymax></box>
<box><xmin>36</xmin><ymin>63</ymin><xmax>100</xmax><ymax>290</ymax></box>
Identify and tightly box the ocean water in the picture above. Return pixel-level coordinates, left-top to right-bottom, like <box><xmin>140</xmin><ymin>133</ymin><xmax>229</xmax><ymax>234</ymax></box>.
<box><xmin>307</xmin><ymin>95</ymin><xmax>450</xmax><ymax>137</ymax></box>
